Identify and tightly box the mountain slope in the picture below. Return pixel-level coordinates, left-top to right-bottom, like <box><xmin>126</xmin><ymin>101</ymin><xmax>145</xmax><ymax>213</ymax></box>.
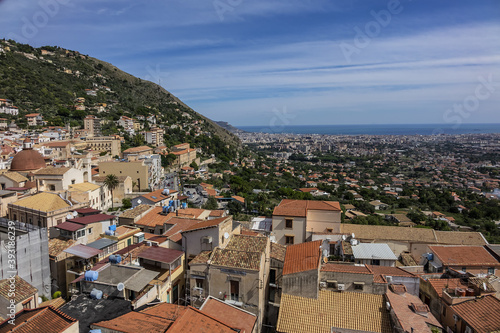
<box><xmin>0</xmin><ymin>40</ymin><xmax>239</xmax><ymax>151</ymax></box>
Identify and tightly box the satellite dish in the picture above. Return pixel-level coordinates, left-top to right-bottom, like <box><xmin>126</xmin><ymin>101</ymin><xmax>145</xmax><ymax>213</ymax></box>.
<box><xmin>38</xmin><ymin>297</ymin><xmax>43</xmax><ymax>304</ymax></box>
<box><xmin>117</xmin><ymin>282</ymin><xmax>125</xmax><ymax>291</ymax></box>
<box><xmin>137</xmin><ymin>199</ymin><xmax>142</xmax><ymax>204</ymax></box>
<box><xmin>66</xmin><ymin>214</ymin><xmax>73</xmax><ymax>220</ymax></box>
<box><xmin>72</xmin><ymin>211</ymin><xmax>78</xmax><ymax>217</ymax></box>
<box><xmin>224</xmin><ymin>232</ymin><xmax>229</xmax><ymax>239</ymax></box>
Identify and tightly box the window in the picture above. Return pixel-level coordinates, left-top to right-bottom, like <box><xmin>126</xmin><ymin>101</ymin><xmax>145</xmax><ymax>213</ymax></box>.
<box><xmin>195</xmin><ymin>279</ymin><xmax>203</xmax><ymax>289</ymax></box>
<box><xmin>371</xmin><ymin>259</ymin><xmax>380</xmax><ymax>266</ymax></box>
<box><xmin>71</xmin><ymin>179</ymin><xmax>76</xmax><ymax>185</ymax></box>
<box><xmin>285</xmin><ymin>235</ymin><xmax>294</xmax><ymax>245</ymax></box>
<box><xmin>354</xmin><ymin>282</ymin><xmax>364</xmax><ymax>291</ymax></box>
<box><xmin>462</xmin><ymin>267</ymin><xmax>466</xmax><ymax>272</ymax></box>
<box><xmin>488</xmin><ymin>267</ymin><xmax>494</xmax><ymax>275</ymax></box>
<box><xmin>49</xmin><ymin>185</ymin><xmax>56</xmax><ymax>191</ymax></box>
<box><xmin>327</xmin><ymin>280</ymin><xmax>337</xmax><ymax>289</ymax></box>
<box><xmin>269</xmin><ymin>269</ymin><xmax>277</xmax><ymax>284</ymax></box>
<box><xmin>230</xmin><ymin>280</ymin><xmax>239</xmax><ymax>301</ymax></box>
<box><xmin>285</xmin><ymin>219</ymin><xmax>293</xmax><ymax>229</ymax></box>
<box><xmin>88</xmin><ymin>228</ymin><xmax>92</xmax><ymax>234</ymax></box>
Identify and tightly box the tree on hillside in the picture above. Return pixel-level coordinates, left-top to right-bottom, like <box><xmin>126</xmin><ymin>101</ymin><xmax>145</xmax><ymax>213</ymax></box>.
<box><xmin>203</xmin><ymin>196</ymin><xmax>218</xmax><ymax>210</ymax></box>
<box><xmin>104</xmin><ymin>174</ymin><xmax>119</xmax><ymax>209</ymax></box>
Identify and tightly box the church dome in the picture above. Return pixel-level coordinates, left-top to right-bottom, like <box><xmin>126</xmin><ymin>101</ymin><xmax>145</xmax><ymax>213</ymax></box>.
<box><xmin>10</xmin><ymin>148</ymin><xmax>46</xmax><ymax>172</ymax></box>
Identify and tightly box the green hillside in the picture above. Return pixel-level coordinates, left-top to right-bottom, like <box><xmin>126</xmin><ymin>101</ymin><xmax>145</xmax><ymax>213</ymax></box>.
<box><xmin>0</xmin><ymin>39</ymin><xmax>240</xmax><ymax>158</ymax></box>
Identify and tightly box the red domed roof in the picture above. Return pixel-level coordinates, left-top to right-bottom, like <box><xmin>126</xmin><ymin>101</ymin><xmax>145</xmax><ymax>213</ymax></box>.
<box><xmin>10</xmin><ymin>149</ymin><xmax>46</xmax><ymax>171</ymax></box>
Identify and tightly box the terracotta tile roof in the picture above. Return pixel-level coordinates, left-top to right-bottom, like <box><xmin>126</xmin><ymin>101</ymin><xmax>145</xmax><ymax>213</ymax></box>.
<box><xmin>429</xmin><ymin>246</ymin><xmax>500</xmax><ymax>266</ymax></box>
<box><xmin>425</xmin><ymin>278</ymin><xmax>467</xmax><ymax>297</ymax></box>
<box><xmin>0</xmin><ymin>276</ymin><xmax>37</xmax><ymax>304</ymax></box>
<box><xmin>273</xmin><ymin>199</ymin><xmax>341</xmax><ymax>217</ymax></box>
<box><xmin>283</xmin><ymin>240</ymin><xmax>321</xmax><ymax>275</ymax></box>
<box><xmin>209</xmin><ymin>210</ymin><xmax>225</xmax><ymax>217</ymax></box>
<box><xmin>434</xmin><ymin>230</ymin><xmax>487</xmax><ymax>245</ymax></box>
<box><xmin>139</xmin><ymin>302</ymin><xmax>186</xmax><ymax>320</ymax></box>
<box><xmin>367</xmin><ymin>265</ymin><xmax>416</xmax><ymax>279</ymax></box>
<box><xmin>120</xmin><ymin>204</ymin><xmax>152</xmax><ymax>218</ymax></box>
<box><xmin>321</xmin><ymin>263</ymin><xmax>372</xmax><ymax>274</ymax></box>
<box><xmin>277</xmin><ymin>290</ymin><xmax>392</xmax><ymax>333</ymax></box>
<box><xmin>451</xmin><ymin>295</ymin><xmax>500</xmax><ymax>333</ymax></box>
<box><xmin>225</xmin><ymin>234</ymin><xmax>268</xmax><ymax>253</ymax></box>
<box><xmin>12</xmin><ymin>192</ymin><xmax>70</xmax><ymax>212</ymax></box>
<box><xmin>1</xmin><ymin>171</ymin><xmax>27</xmax><ymax>183</ymax></box>
<box><xmin>34</xmin><ymin>166</ymin><xmax>71</xmax><ymax>175</ymax></box>
<box><xmin>135</xmin><ymin>206</ymin><xmax>171</xmax><ymax>227</ymax></box>
<box><xmin>68</xmin><ymin>182</ymin><xmax>101</xmax><ymax>192</ymax></box>
<box><xmin>48</xmin><ymin>237</ymin><xmax>75</xmax><ymax>257</ymax></box>
<box><xmin>92</xmin><ymin>311</ymin><xmax>173</xmax><ymax>332</ymax></box>
<box><xmin>173</xmin><ymin>208</ymin><xmax>208</xmax><ymax>219</ymax></box>
<box><xmin>122</xmin><ymin>146</ymin><xmax>152</xmax><ymax>154</ymax></box>
<box><xmin>189</xmin><ymin>251</ymin><xmax>212</xmax><ymax>265</ymax></box>
<box><xmin>270</xmin><ymin>242</ymin><xmax>287</xmax><ymax>262</ymax></box>
<box><xmin>139</xmin><ymin>188</ymin><xmax>178</xmax><ymax>203</ymax></box>
<box><xmin>385</xmin><ymin>290</ymin><xmax>442</xmax><ymax>332</ymax></box>
<box><xmin>166</xmin><ymin>306</ymin><xmax>236</xmax><ymax>333</ymax></box>
<box><xmin>164</xmin><ymin>217</ymin><xmax>203</xmax><ymax>242</ymax></box>
<box><xmin>200</xmin><ymin>297</ymin><xmax>257</xmax><ymax>333</ymax></box>
<box><xmin>39</xmin><ymin>297</ymin><xmax>66</xmax><ymax>309</ymax></box>
<box><xmin>0</xmin><ymin>306</ymin><xmax>77</xmax><ymax>333</ymax></box>
<box><xmin>210</xmin><ymin>248</ymin><xmax>262</xmax><ymax>271</ymax></box>
<box><xmin>183</xmin><ymin>216</ymin><xmax>229</xmax><ymax>233</ymax></box>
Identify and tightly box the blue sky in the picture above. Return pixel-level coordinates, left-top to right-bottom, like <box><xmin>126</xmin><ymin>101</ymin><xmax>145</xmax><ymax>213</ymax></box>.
<box><xmin>1</xmin><ymin>0</ymin><xmax>499</xmax><ymax>126</ymax></box>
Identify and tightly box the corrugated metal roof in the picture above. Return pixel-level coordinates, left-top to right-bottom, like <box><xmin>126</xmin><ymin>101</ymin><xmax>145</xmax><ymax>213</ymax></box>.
<box><xmin>55</xmin><ymin>221</ymin><xmax>85</xmax><ymax>232</ymax></box>
<box><xmin>87</xmin><ymin>238</ymin><xmax>117</xmax><ymax>250</ymax></box>
<box><xmin>63</xmin><ymin>244</ymin><xmax>102</xmax><ymax>259</ymax></box>
<box><xmin>125</xmin><ymin>269</ymin><xmax>159</xmax><ymax>292</ymax></box>
<box><xmin>351</xmin><ymin>243</ymin><xmax>397</xmax><ymax>260</ymax></box>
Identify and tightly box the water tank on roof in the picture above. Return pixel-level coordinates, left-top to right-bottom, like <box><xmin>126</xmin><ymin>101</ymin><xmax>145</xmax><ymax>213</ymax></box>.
<box><xmin>169</xmin><ymin>200</ymin><xmax>174</xmax><ymax>206</ymax></box>
<box><xmin>84</xmin><ymin>271</ymin><xmax>99</xmax><ymax>282</ymax></box>
<box><xmin>109</xmin><ymin>254</ymin><xmax>122</xmax><ymax>264</ymax></box>
<box><xmin>105</xmin><ymin>230</ymin><xmax>115</xmax><ymax>236</ymax></box>
<box><xmin>176</xmin><ymin>199</ymin><xmax>180</xmax><ymax>207</ymax></box>
<box><xmin>89</xmin><ymin>330</ymin><xmax>102</xmax><ymax>333</ymax></box>
<box><xmin>90</xmin><ymin>288</ymin><xmax>103</xmax><ymax>300</ymax></box>
<box><xmin>109</xmin><ymin>225</ymin><xmax>117</xmax><ymax>231</ymax></box>
<box><xmin>427</xmin><ymin>253</ymin><xmax>434</xmax><ymax>261</ymax></box>
<box><xmin>182</xmin><ymin>203</ymin><xmax>187</xmax><ymax>209</ymax></box>
<box><xmin>163</xmin><ymin>188</ymin><xmax>170</xmax><ymax>195</ymax></box>
<box><xmin>169</xmin><ymin>206</ymin><xmax>174</xmax><ymax>212</ymax></box>
<box><xmin>162</xmin><ymin>205</ymin><xmax>168</xmax><ymax>214</ymax></box>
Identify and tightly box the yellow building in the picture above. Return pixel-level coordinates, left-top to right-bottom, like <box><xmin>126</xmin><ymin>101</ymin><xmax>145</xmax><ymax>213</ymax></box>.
<box><xmin>99</xmin><ymin>160</ymin><xmax>149</xmax><ymax>191</ymax></box>
<box><xmin>100</xmin><ymin>225</ymin><xmax>141</xmax><ymax>250</ymax></box>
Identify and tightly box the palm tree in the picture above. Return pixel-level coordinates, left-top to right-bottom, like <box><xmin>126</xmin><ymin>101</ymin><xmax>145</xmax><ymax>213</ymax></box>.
<box><xmin>104</xmin><ymin>174</ymin><xmax>119</xmax><ymax>209</ymax></box>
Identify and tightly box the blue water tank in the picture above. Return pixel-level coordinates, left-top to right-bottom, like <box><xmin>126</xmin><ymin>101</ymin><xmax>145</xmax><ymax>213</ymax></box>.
<box><xmin>427</xmin><ymin>253</ymin><xmax>434</xmax><ymax>261</ymax></box>
<box><xmin>169</xmin><ymin>200</ymin><xmax>174</xmax><ymax>206</ymax></box>
<box><xmin>105</xmin><ymin>230</ymin><xmax>114</xmax><ymax>236</ymax></box>
<box><xmin>109</xmin><ymin>254</ymin><xmax>122</xmax><ymax>264</ymax></box>
<box><xmin>109</xmin><ymin>225</ymin><xmax>117</xmax><ymax>231</ymax></box>
<box><xmin>89</xmin><ymin>330</ymin><xmax>102</xmax><ymax>333</ymax></box>
<box><xmin>90</xmin><ymin>288</ymin><xmax>103</xmax><ymax>300</ymax></box>
<box><xmin>162</xmin><ymin>205</ymin><xmax>168</xmax><ymax>213</ymax></box>
<box><xmin>182</xmin><ymin>203</ymin><xmax>187</xmax><ymax>209</ymax></box>
<box><xmin>84</xmin><ymin>271</ymin><xmax>99</xmax><ymax>281</ymax></box>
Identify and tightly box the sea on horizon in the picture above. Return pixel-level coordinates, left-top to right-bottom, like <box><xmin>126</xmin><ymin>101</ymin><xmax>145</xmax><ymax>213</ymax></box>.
<box><xmin>236</xmin><ymin>123</ymin><xmax>500</xmax><ymax>136</ymax></box>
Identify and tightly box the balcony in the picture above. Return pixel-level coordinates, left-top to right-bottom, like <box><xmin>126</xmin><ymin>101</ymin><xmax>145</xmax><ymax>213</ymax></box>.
<box><xmin>442</xmin><ymin>288</ymin><xmax>475</xmax><ymax>305</ymax></box>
